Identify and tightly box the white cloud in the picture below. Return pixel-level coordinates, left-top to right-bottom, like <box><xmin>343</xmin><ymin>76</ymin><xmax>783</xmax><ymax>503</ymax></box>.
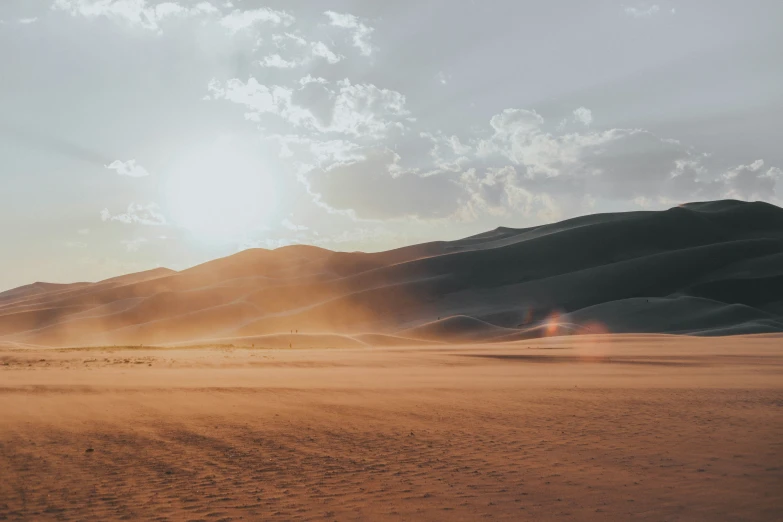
<box><xmin>206</xmin><ymin>77</ymin><xmax>296</xmax><ymax>120</ymax></box>
<box><xmin>187</xmin><ymin>6</ymin><xmax>781</xmax><ymax>226</ymax></box>
<box><xmin>329</xmin><ymin>106</ymin><xmax>782</xmax><ymax>222</ymax></box>
<box><xmin>220</xmin><ymin>7</ymin><xmax>293</xmax><ymax>33</ymax></box>
<box><xmin>326</xmin><ymin>79</ymin><xmax>409</xmax><ymax>137</ymax></box>
<box><xmin>310</xmin><ymin>41</ymin><xmax>342</xmax><ymax>64</ymax></box>
<box><xmin>477</xmin><ymin>112</ymin><xmax>779</xmax><ymax>205</ymax></box>
<box><xmin>273</xmin><ymin>32</ymin><xmax>307</xmax><ymax>47</ymax></box>
<box><xmin>260</xmin><ymin>54</ymin><xmax>302</xmax><ymax>68</ymax></box>
<box><xmin>105</xmin><ymin>159</ymin><xmax>150</xmax><ymax>177</ymax></box>
<box><xmin>458</xmin><ymin>166</ymin><xmax>531</xmax><ymax>219</ymax></box>
<box><xmin>259</xmin><ymin>41</ymin><xmax>342</xmax><ymax>69</ymax></box>
<box><xmin>77</xmin><ymin>228</ymin><xmax>90</xmax><ymax>235</ymax></box>
<box><xmin>488</xmin><ymin>108</ymin><xmax>545</xmax><ymax>138</ymax></box>
<box><xmin>624</xmin><ymin>5</ymin><xmax>661</xmax><ymax>18</ymax></box>
<box><xmin>101</xmin><ymin>203</ymin><xmax>167</xmax><ymax>225</ymax></box>
<box><xmin>208</xmin><ymin>76</ymin><xmax>409</xmax><ymax>139</ymax></box>
<box><xmin>17</xmin><ymin>17</ymin><xmax>39</xmax><ymax>25</ymax></box>
<box><xmin>722</xmin><ymin>160</ymin><xmax>781</xmax><ymax>200</ymax></box>
<box><xmin>324</xmin><ymin>11</ymin><xmax>374</xmax><ymax>56</ymax></box>
<box><xmin>478</xmin><ymin>117</ymin><xmax>701</xmax><ymax>194</ymax></box>
<box><xmin>572</xmin><ymin>107</ymin><xmax>593</xmax><ymax>127</ymax></box>
<box><xmin>121</xmin><ymin>237</ymin><xmax>148</xmax><ymax>252</ymax></box>
<box><xmin>234</xmin><ymin>83</ymin><xmax>782</xmax><ymax>224</ymax></box>
<box><xmin>52</xmin><ymin>0</ymin><xmax>219</xmax><ymax>31</ymax></box>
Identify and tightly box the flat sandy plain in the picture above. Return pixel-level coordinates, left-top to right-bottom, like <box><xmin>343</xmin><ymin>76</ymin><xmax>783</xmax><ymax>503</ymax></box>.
<box><xmin>1</xmin><ymin>335</ymin><xmax>782</xmax><ymax>521</ymax></box>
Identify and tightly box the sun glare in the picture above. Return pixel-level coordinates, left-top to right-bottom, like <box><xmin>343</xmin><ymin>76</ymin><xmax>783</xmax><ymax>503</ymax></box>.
<box><xmin>165</xmin><ymin>139</ymin><xmax>277</xmax><ymax>243</ymax></box>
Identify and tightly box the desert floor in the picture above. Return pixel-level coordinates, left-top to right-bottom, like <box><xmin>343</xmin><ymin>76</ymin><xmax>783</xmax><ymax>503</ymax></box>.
<box><xmin>1</xmin><ymin>335</ymin><xmax>782</xmax><ymax>521</ymax></box>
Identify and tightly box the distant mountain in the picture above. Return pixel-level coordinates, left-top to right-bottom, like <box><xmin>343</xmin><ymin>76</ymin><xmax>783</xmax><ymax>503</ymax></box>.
<box><xmin>1</xmin><ymin>200</ymin><xmax>781</xmax><ymax>347</ymax></box>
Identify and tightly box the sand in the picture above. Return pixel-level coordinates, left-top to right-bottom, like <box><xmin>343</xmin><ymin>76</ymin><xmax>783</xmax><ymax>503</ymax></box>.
<box><xmin>1</xmin><ymin>334</ymin><xmax>781</xmax><ymax>521</ymax></box>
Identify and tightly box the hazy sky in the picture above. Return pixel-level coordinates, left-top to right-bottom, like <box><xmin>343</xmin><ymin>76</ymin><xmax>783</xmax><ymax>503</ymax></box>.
<box><xmin>1</xmin><ymin>0</ymin><xmax>782</xmax><ymax>290</ymax></box>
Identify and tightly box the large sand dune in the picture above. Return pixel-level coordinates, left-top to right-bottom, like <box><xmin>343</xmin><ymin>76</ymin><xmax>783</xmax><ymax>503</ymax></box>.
<box><xmin>1</xmin><ymin>200</ymin><xmax>782</xmax><ymax>347</ymax></box>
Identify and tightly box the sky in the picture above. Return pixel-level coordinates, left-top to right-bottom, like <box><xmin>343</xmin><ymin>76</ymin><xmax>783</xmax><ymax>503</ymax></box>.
<box><xmin>1</xmin><ymin>0</ymin><xmax>782</xmax><ymax>290</ymax></box>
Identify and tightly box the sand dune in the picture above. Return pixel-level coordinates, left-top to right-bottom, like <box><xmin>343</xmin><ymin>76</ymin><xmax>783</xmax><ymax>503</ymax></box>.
<box><xmin>1</xmin><ymin>200</ymin><xmax>782</xmax><ymax>347</ymax></box>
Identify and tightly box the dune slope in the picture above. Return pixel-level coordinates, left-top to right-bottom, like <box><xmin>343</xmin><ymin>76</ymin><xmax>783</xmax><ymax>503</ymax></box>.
<box><xmin>1</xmin><ymin>200</ymin><xmax>782</xmax><ymax>346</ymax></box>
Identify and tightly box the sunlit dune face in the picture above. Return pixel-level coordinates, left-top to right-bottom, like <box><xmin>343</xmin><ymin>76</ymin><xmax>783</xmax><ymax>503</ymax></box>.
<box><xmin>165</xmin><ymin>139</ymin><xmax>277</xmax><ymax>243</ymax></box>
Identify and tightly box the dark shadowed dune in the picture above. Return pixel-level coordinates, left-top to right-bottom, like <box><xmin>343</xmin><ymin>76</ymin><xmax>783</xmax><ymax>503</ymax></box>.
<box><xmin>1</xmin><ymin>200</ymin><xmax>782</xmax><ymax>347</ymax></box>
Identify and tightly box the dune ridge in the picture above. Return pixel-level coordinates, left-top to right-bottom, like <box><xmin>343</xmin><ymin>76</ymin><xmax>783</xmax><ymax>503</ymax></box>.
<box><xmin>1</xmin><ymin>200</ymin><xmax>782</xmax><ymax>347</ymax></box>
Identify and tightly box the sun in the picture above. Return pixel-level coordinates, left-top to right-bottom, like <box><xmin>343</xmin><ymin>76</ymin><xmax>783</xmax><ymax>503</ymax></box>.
<box><xmin>164</xmin><ymin>138</ymin><xmax>277</xmax><ymax>243</ymax></box>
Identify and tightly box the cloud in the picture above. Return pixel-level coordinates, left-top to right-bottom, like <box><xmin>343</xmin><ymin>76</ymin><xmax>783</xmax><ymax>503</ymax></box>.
<box><xmin>273</xmin><ymin>34</ymin><xmax>342</xmax><ymax>63</ymax></box>
<box><xmin>120</xmin><ymin>237</ymin><xmax>148</xmax><ymax>252</ymax></box>
<box><xmin>192</xmin><ymin>8</ymin><xmax>781</xmax><ymax>226</ymax></box>
<box><xmin>272</xmin><ymin>134</ymin><xmax>365</xmax><ymax>172</ymax></box>
<box><xmin>572</xmin><ymin>107</ymin><xmax>593</xmax><ymax>127</ymax></box>
<box><xmin>259</xmin><ymin>54</ymin><xmax>302</xmax><ymax>68</ymax></box>
<box><xmin>321</xmin><ymin>79</ymin><xmax>409</xmax><ymax>137</ymax></box>
<box><xmin>487</xmin><ymin>108</ymin><xmax>545</xmax><ymax>138</ymax></box>
<box><xmin>466</xmin><ymin>113</ymin><xmax>717</xmax><ymax>203</ymax></box>
<box><xmin>208</xmin><ymin>76</ymin><xmax>409</xmax><ymax>139</ymax></box>
<box><xmin>52</xmin><ymin>0</ymin><xmax>219</xmax><ymax>31</ymax></box>
<box><xmin>17</xmin><ymin>17</ymin><xmax>39</xmax><ymax>25</ymax></box>
<box><xmin>624</xmin><ymin>5</ymin><xmax>661</xmax><ymax>18</ymax></box>
<box><xmin>461</xmin><ymin>110</ymin><xmax>780</xmax><ymax>209</ymax></box>
<box><xmin>458</xmin><ymin>166</ymin><xmax>568</xmax><ymax>222</ymax></box>
<box><xmin>101</xmin><ymin>203</ymin><xmax>167</xmax><ymax>225</ymax></box>
<box><xmin>206</xmin><ymin>77</ymin><xmax>291</xmax><ymax>118</ymax></box>
<box><xmin>259</xmin><ymin>41</ymin><xmax>342</xmax><ymax>69</ymax></box>
<box><xmin>324</xmin><ymin>11</ymin><xmax>374</xmax><ymax>56</ymax></box>
<box><xmin>273</xmin><ymin>32</ymin><xmax>307</xmax><ymax>47</ymax></box>
<box><xmin>220</xmin><ymin>7</ymin><xmax>294</xmax><ymax>33</ymax></box>
<box><xmin>77</xmin><ymin>228</ymin><xmax>90</xmax><ymax>235</ymax></box>
<box><xmin>105</xmin><ymin>159</ymin><xmax>150</xmax><ymax>177</ymax></box>
<box><xmin>310</xmin><ymin>41</ymin><xmax>342</xmax><ymax>64</ymax></box>
<box><xmin>300</xmin><ymin>105</ymin><xmax>781</xmax><ymax>223</ymax></box>
<box><xmin>214</xmin><ymin>73</ymin><xmax>782</xmax><ymax>225</ymax></box>
<box><xmin>722</xmin><ymin>160</ymin><xmax>782</xmax><ymax>200</ymax></box>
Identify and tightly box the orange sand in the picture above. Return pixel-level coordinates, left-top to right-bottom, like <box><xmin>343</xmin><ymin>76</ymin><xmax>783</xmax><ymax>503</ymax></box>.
<box><xmin>1</xmin><ymin>335</ymin><xmax>781</xmax><ymax>521</ymax></box>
